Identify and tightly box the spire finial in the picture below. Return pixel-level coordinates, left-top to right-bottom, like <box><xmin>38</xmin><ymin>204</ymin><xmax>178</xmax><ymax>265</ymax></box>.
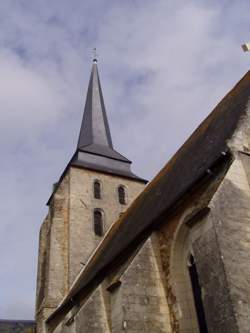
<box><xmin>93</xmin><ymin>48</ymin><xmax>98</xmax><ymax>63</ymax></box>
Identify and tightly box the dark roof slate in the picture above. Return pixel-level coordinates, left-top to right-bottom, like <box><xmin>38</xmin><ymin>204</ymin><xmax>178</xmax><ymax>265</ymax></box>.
<box><xmin>77</xmin><ymin>61</ymin><xmax>113</xmax><ymax>150</ymax></box>
<box><xmin>47</xmin><ymin>71</ymin><xmax>250</xmax><ymax>328</ymax></box>
<box><xmin>71</xmin><ymin>154</ymin><xmax>144</xmax><ymax>181</ymax></box>
<box><xmin>73</xmin><ymin>62</ymin><xmax>144</xmax><ymax>178</ymax></box>
<box><xmin>79</xmin><ymin>144</ymin><xmax>131</xmax><ymax>162</ymax></box>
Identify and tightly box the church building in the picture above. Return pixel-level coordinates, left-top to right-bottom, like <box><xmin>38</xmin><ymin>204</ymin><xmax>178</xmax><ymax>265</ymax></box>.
<box><xmin>35</xmin><ymin>59</ymin><xmax>147</xmax><ymax>332</ymax></box>
<box><xmin>36</xmin><ymin>59</ymin><xmax>250</xmax><ymax>333</ymax></box>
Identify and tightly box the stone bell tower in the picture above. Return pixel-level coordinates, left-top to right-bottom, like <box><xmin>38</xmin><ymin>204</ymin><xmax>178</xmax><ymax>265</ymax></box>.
<box><xmin>35</xmin><ymin>59</ymin><xmax>146</xmax><ymax>332</ymax></box>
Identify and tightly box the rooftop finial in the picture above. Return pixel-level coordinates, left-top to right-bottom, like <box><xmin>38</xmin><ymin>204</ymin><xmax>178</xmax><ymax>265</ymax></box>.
<box><xmin>93</xmin><ymin>48</ymin><xmax>98</xmax><ymax>63</ymax></box>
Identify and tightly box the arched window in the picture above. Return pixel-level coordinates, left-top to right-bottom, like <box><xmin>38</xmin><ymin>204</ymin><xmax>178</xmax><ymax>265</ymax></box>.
<box><xmin>188</xmin><ymin>255</ymin><xmax>208</xmax><ymax>333</ymax></box>
<box><xmin>170</xmin><ymin>213</ymin><xmax>209</xmax><ymax>333</ymax></box>
<box><xmin>94</xmin><ymin>180</ymin><xmax>101</xmax><ymax>199</ymax></box>
<box><xmin>118</xmin><ymin>186</ymin><xmax>126</xmax><ymax>205</ymax></box>
<box><xmin>93</xmin><ymin>209</ymin><xmax>104</xmax><ymax>236</ymax></box>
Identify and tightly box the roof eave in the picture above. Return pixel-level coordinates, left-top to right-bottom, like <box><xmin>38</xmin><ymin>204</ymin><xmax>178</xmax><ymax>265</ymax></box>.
<box><xmin>46</xmin><ymin>151</ymin><xmax>147</xmax><ymax>206</ymax></box>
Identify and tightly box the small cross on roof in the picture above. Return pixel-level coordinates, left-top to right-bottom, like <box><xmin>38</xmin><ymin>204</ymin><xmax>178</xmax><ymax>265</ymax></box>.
<box><xmin>93</xmin><ymin>48</ymin><xmax>98</xmax><ymax>62</ymax></box>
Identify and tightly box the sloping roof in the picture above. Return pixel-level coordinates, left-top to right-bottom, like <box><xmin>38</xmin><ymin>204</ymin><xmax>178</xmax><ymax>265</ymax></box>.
<box><xmin>77</xmin><ymin>60</ymin><xmax>130</xmax><ymax>163</ymax></box>
<box><xmin>71</xmin><ymin>151</ymin><xmax>146</xmax><ymax>181</ymax></box>
<box><xmin>79</xmin><ymin>144</ymin><xmax>131</xmax><ymax>163</ymax></box>
<box><xmin>77</xmin><ymin>61</ymin><xmax>113</xmax><ymax>150</ymax></box>
<box><xmin>47</xmin><ymin>71</ymin><xmax>250</xmax><ymax>329</ymax></box>
<box><xmin>0</xmin><ymin>320</ymin><xmax>36</xmax><ymax>333</ymax></box>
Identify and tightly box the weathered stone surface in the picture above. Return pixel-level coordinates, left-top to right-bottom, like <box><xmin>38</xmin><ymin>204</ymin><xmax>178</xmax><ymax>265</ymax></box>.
<box><xmin>36</xmin><ymin>166</ymin><xmax>145</xmax><ymax>332</ymax></box>
<box><xmin>75</xmin><ymin>287</ymin><xmax>111</xmax><ymax>333</ymax></box>
<box><xmin>206</xmin><ymin>155</ymin><xmax>250</xmax><ymax>333</ymax></box>
<box><xmin>45</xmin><ymin>154</ymin><xmax>250</xmax><ymax>333</ymax></box>
<box><xmin>193</xmin><ymin>223</ymin><xmax>238</xmax><ymax>333</ymax></box>
<box><xmin>108</xmin><ymin>238</ymin><xmax>172</xmax><ymax>333</ymax></box>
<box><xmin>36</xmin><ymin>103</ymin><xmax>250</xmax><ymax>333</ymax></box>
<box><xmin>68</xmin><ymin>167</ymin><xmax>144</xmax><ymax>286</ymax></box>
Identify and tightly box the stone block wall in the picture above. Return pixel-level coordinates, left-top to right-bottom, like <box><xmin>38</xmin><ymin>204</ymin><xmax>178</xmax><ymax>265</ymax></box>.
<box><xmin>108</xmin><ymin>237</ymin><xmax>172</xmax><ymax>333</ymax></box>
<box><xmin>36</xmin><ymin>166</ymin><xmax>145</xmax><ymax>332</ymax></box>
<box><xmin>68</xmin><ymin>167</ymin><xmax>145</xmax><ymax>285</ymax></box>
<box><xmin>74</xmin><ymin>287</ymin><xmax>111</xmax><ymax>333</ymax></box>
<box><xmin>68</xmin><ymin>236</ymin><xmax>172</xmax><ymax>333</ymax></box>
<box><xmin>153</xmin><ymin>160</ymin><xmax>235</xmax><ymax>333</ymax></box>
<box><xmin>36</xmin><ymin>215</ymin><xmax>50</xmax><ymax>311</ymax></box>
<box><xmin>49</xmin><ymin>154</ymin><xmax>250</xmax><ymax>333</ymax></box>
<box><xmin>192</xmin><ymin>220</ymin><xmax>237</xmax><ymax>333</ymax></box>
<box><xmin>36</xmin><ymin>173</ymin><xmax>70</xmax><ymax>333</ymax></box>
<box><xmin>155</xmin><ymin>154</ymin><xmax>250</xmax><ymax>333</ymax></box>
<box><xmin>203</xmin><ymin>154</ymin><xmax>250</xmax><ymax>333</ymax></box>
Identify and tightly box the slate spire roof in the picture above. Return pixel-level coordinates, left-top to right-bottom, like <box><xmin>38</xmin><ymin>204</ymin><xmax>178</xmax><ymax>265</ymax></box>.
<box><xmin>69</xmin><ymin>59</ymin><xmax>146</xmax><ymax>181</ymax></box>
<box><xmin>76</xmin><ymin>60</ymin><xmax>130</xmax><ymax>163</ymax></box>
<box><xmin>77</xmin><ymin>60</ymin><xmax>113</xmax><ymax>150</ymax></box>
<box><xmin>47</xmin><ymin>60</ymin><xmax>146</xmax><ymax>204</ymax></box>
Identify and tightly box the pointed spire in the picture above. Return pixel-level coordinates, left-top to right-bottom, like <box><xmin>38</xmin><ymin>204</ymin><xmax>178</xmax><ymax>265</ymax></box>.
<box><xmin>47</xmin><ymin>59</ymin><xmax>147</xmax><ymax>205</ymax></box>
<box><xmin>69</xmin><ymin>60</ymin><xmax>147</xmax><ymax>183</ymax></box>
<box><xmin>77</xmin><ymin>60</ymin><xmax>113</xmax><ymax>150</ymax></box>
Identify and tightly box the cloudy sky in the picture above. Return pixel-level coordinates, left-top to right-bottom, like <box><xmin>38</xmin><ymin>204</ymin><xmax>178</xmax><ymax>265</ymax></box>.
<box><xmin>0</xmin><ymin>0</ymin><xmax>250</xmax><ymax>320</ymax></box>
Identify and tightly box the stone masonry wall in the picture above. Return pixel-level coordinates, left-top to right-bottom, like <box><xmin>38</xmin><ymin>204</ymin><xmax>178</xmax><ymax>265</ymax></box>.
<box><xmin>36</xmin><ymin>215</ymin><xmax>50</xmax><ymax>311</ymax></box>
<box><xmin>70</xmin><ymin>236</ymin><xmax>172</xmax><ymax>333</ymax></box>
<box><xmin>46</xmin><ymin>173</ymin><xmax>70</xmax><ymax>305</ymax></box>
<box><xmin>74</xmin><ymin>286</ymin><xmax>111</xmax><ymax>333</ymax></box>
<box><xmin>56</xmin><ymin>161</ymin><xmax>237</xmax><ymax>333</ymax></box>
<box><xmin>155</xmin><ymin>162</ymin><xmax>234</xmax><ymax>333</ymax></box>
<box><xmin>68</xmin><ymin>167</ymin><xmax>145</xmax><ymax>286</ymax></box>
<box><xmin>155</xmin><ymin>154</ymin><xmax>250</xmax><ymax>333</ymax></box>
<box><xmin>192</xmin><ymin>218</ymin><xmax>237</xmax><ymax>333</ymax></box>
<box><xmin>48</xmin><ymin>155</ymin><xmax>250</xmax><ymax>333</ymax></box>
<box><xmin>36</xmin><ymin>174</ymin><xmax>70</xmax><ymax>333</ymax></box>
<box><xmin>36</xmin><ymin>166</ymin><xmax>145</xmax><ymax>333</ymax></box>
<box><xmin>108</xmin><ymin>237</ymin><xmax>172</xmax><ymax>333</ymax></box>
<box><xmin>204</xmin><ymin>153</ymin><xmax>250</xmax><ymax>333</ymax></box>
<box><xmin>36</xmin><ymin>215</ymin><xmax>50</xmax><ymax>333</ymax></box>
<box><xmin>63</xmin><ymin>167</ymin><xmax>145</xmax><ymax>333</ymax></box>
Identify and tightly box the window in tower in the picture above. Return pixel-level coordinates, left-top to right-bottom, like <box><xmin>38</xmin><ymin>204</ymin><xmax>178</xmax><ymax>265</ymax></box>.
<box><xmin>118</xmin><ymin>185</ymin><xmax>126</xmax><ymax>205</ymax></box>
<box><xmin>93</xmin><ymin>209</ymin><xmax>104</xmax><ymax>236</ymax></box>
<box><xmin>94</xmin><ymin>180</ymin><xmax>101</xmax><ymax>199</ymax></box>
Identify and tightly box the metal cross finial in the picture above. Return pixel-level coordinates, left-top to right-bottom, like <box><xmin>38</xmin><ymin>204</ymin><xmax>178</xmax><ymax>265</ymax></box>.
<box><xmin>93</xmin><ymin>48</ymin><xmax>98</xmax><ymax>62</ymax></box>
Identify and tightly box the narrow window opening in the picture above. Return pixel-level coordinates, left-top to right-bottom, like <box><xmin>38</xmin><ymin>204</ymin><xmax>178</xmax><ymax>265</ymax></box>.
<box><xmin>94</xmin><ymin>209</ymin><xmax>104</xmax><ymax>236</ymax></box>
<box><xmin>118</xmin><ymin>186</ymin><xmax>126</xmax><ymax>205</ymax></box>
<box><xmin>94</xmin><ymin>180</ymin><xmax>101</xmax><ymax>199</ymax></box>
<box><xmin>188</xmin><ymin>255</ymin><xmax>208</xmax><ymax>333</ymax></box>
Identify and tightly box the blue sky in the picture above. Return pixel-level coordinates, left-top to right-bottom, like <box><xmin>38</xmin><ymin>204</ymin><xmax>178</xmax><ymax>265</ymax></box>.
<box><xmin>0</xmin><ymin>0</ymin><xmax>250</xmax><ymax>319</ymax></box>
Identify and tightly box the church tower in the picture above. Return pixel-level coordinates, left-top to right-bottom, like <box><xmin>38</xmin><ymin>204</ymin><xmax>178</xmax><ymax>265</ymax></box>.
<box><xmin>35</xmin><ymin>59</ymin><xmax>146</xmax><ymax>332</ymax></box>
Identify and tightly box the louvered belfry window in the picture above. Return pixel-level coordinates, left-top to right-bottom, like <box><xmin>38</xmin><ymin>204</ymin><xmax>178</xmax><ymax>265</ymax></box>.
<box><xmin>94</xmin><ymin>209</ymin><xmax>104</xmax><ymax>236</ymax></box>
<box><xmin>94</xmin><ymin>180</ymin><xmax>101</xmax><ymax>199</ymax></box>
<box><xmin>118</xmin><ymin>186</ymin><xmax>126</xmax><ymax>205</ymax></box>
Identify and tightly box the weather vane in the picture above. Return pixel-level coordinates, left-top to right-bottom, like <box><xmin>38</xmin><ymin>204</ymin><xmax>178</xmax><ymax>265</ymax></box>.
<box><xmin>93</xmin><ymin>48</ymin><xmax>98</xmax><ymax>62</ymax></box>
